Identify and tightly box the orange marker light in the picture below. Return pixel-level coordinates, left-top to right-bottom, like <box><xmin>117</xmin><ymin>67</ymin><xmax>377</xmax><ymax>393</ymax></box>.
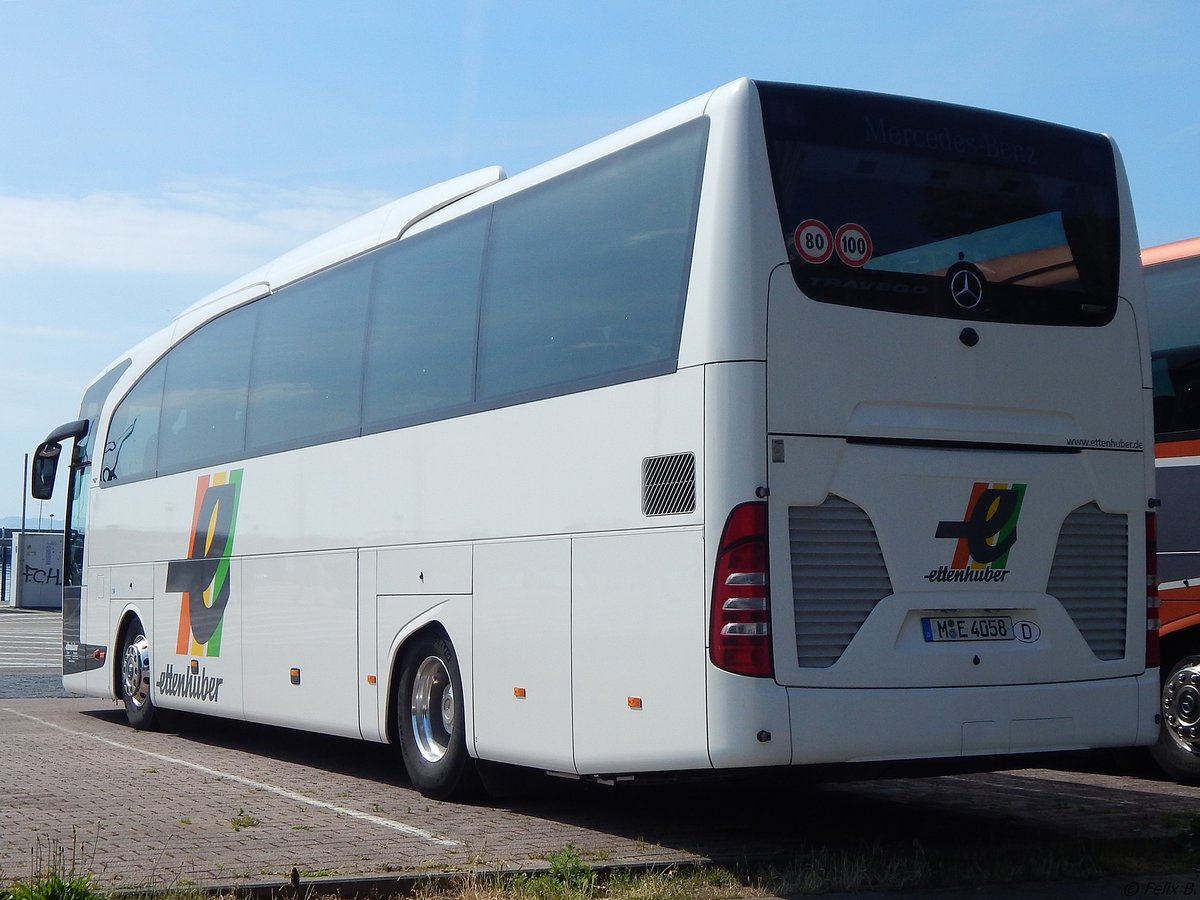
<box><xmin>366</xmin><ymin>674</ymin><xmax>377</xmax><ymax>685</ymax></box>
<box><xmin>514</xmin><ymin>687</ymin><xmax>527</xmax><ymax>699</ymax></box>
<box><xmin>627</xmin><ymin>697</ymin><xmax>643</xmax><ymax>710</ymax></box>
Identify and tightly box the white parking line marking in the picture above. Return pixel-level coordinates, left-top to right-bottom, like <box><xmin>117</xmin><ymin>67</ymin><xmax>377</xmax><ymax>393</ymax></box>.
<box><xmin>0</xmin><ymin>663</ymin><xmax>60</xmax><ymax>669</ymax></box>
<box><xmin>3</xmin><ymin>708</ymin><xmax>461</xmax><ymax>847</ymax></box>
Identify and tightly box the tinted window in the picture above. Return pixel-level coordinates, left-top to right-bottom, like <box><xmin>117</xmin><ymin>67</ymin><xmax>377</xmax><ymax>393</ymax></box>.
<box><xmin>100</xmin><ymin>362</ymin><xmax>164</xmax><ymax>484</ymax></box>
<box><xmin>477</xmin><ymin>120</ymin><xmax>707</xmax><ymax>401</ymax></box>
<box><xmin>246</xmin><ymin>258</ymin><xmax>372</xmax><ymax>453</ymax></box>
<box><xmin>363</xmin><ymin>212</ymin><xmax>487</xmax><ymax>429</ymax></box>
<box><xmin>758</xmin><ymin>82</ymin><xmax>1120</xmax><ymax>326</ymax></box>
<box><xmin>159</xmin><ymin>304</ymin><xmax>255</xmax><ymax>473</ymax></box>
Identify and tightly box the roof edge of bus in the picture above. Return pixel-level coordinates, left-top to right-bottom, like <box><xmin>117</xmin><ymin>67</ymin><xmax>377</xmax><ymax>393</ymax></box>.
<box><xmin>169</xmin><ymin>79</ymin><xmax>769</xmax><ymax>326</ymax></box>
<box><xmin>173</xmin><ymin>165</ymin><xmax>507</xmax><ymax>322</ymax></box>
<box><xmin>1141</xmin><ymin>236</ymin><xmax>1200</xmax><ymax>267</ymax></box>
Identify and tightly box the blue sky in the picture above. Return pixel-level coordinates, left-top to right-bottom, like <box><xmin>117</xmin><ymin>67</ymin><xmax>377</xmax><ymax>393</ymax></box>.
<box><xmin>1</xmin><ymin>1</ymin><xmax>1198</xmax><ymax>523</ymax></box>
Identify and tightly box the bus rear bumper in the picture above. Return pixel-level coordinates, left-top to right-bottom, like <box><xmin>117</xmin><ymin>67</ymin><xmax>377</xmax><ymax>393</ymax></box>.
<box><xmin>783</xmin><ymin>672</ymin><xmax>1160</xmax><ymax>766</ymax></box>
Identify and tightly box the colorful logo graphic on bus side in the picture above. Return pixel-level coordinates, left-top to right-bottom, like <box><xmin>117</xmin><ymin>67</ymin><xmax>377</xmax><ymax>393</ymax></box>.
<box><xmin>926</xmin><ymin>482</ymin><xmax>1026</xmax><ymax>584</ymax></box>
<box><xmin>165</xmin><ymin>470</ymin><xmax>243</xmax><ymax>657</ymax></box>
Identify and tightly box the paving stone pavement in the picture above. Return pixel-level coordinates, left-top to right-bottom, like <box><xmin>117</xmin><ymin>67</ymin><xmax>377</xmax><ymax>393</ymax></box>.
<box><xmin>0</xmin><ymin>695</ymin><xmax>1198</xmax><ymax>895</ymax></box>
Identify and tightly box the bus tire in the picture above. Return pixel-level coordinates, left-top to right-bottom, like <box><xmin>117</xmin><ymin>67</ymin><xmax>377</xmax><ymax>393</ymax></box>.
<box><xmin>396</xmin><ymin>631</ymin><xmax>478</xmax><ymax>800</ymax></box>
<box><xmin>1150</xmin><ymin>653</ymin><xmax>1200</xmax><ymax>785</ymax></box>
<box><xmin>119</xmin><ymin>619</ymin><xmax>157</xmax><ymax>730</ymax></box>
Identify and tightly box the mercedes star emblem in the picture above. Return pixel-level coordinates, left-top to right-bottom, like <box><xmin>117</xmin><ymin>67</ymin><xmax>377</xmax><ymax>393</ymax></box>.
<box><xmin>949</xmin><ymin>268</ymin><xmax>984</xmax><ymax>309</ymax></box>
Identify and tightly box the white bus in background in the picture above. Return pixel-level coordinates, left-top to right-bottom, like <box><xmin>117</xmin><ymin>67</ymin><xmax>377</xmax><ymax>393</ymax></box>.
<box><xmin>32</xmin><ymin>78</ymin><xmax>1159</xmax><ymax>800</ymax></box>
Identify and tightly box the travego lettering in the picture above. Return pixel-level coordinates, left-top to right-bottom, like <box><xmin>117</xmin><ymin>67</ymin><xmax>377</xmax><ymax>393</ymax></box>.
<box><xmin>807</xmin><ymin>276</ymin><xmax>930</xmax><ymax>294</ymax></box>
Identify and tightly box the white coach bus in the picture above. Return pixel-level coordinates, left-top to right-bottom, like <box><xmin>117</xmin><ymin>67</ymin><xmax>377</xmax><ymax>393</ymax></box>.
<box><xmin>32</xmin><ymin>79</ymin><xmax>1159</xmax><ymax>799</ymax></box>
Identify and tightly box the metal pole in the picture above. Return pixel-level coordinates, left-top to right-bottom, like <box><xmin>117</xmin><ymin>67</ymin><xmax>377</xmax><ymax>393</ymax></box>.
<box><xmin>22</xmin><ymin>452</ymin><xmax>28</xmax><ymax>531</ymax></box>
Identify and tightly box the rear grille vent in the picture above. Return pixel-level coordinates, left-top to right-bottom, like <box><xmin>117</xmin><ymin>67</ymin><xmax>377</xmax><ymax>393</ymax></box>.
<box><xmin>642</xmin><ymin>453</ymin><xmax>696</xmax><ymax>516</ymax></box>
<box><xmin>1047</xmin><ymin>503</ymin><xmax>1128</xmax><ymax>661</ymax></box>
<box><xmin>790</xmin><ymin>496</ymin><xmax>893</xmax><ymax>668</ymax></box>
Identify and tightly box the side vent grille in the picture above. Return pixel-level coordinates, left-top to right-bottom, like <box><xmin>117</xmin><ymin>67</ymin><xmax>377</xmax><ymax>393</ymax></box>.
<box><xmin>790</xmin><ymin>496</ymin><xmax>893</xmax><ymax>668</ymax></box>
<box><xmin>1047</xmin><ymin>503</ymin><xmax>1129</xmax><ymax>661</ymax></box>
<box><xmin>642</xmin><ymin>453</ymin><xmax>696</xmax><ymax>517</ymax></box>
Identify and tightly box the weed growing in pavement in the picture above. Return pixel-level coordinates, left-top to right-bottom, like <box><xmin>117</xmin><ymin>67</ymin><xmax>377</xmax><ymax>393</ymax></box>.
<box><xmin>229</xmin><ymin>810</ymin><xmax>260</xmax><ymax>832</ymax></box>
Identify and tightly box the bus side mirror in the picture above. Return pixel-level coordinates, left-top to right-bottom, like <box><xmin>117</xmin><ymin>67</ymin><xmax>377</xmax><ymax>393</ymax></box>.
<box><xmin>31</xmin><ymin>442</ymin><xmax>62</xmax><ymax>500</ymax></box>
<box><xmin>30</xmin><ymin>418</ymin><xmax>89</xmax><ymax>501</ymax></box>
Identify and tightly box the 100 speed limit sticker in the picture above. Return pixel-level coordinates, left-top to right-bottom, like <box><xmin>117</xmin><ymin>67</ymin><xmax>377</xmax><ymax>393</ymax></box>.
<box><xmin>793</xmin><ymin>219</ymin><xmax>873</xmax><ymax>267</ymax></box>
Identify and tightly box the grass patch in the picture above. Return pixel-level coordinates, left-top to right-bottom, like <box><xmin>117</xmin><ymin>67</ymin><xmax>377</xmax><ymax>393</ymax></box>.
<box><xmin>398</xmin><ymin>834</ymin><xmax>1199</xmax><ymax>899</ymax></box>
<box><xmin>1</xmin><ymin>836</ymin><xmax>104</xmax><ymax>900</ymax></box>
<box><xmin>404</xmin><ymin>863</ymin><xmax>758</xmax><ymax>900</ymax></box>
<box><xmin>0</xmin><ymin>872</ymin><xmax>104</xmax><ymax>900</ymax></box>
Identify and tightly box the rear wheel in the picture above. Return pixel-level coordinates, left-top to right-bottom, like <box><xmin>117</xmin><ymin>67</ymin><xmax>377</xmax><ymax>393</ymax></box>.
<box><xmin>120</xmin><ymin>620</ymin><xmax>157</xmax><ymax>730</ymax></box>
<box><xmin>396</xmin><ymin>631</ymin><xmax>477</xmax><ymax>800</ymax></box>
<box><xmin>1150</xmin><ymin>653</ymin><xmax>1200</xmax><ymax>784</ymax></box>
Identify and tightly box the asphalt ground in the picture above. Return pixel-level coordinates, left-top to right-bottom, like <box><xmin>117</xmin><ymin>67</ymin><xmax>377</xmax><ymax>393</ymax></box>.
<box><xmin>1</xmin><ymin>607</ymin><xmax>1198</xmax><ymax>899</ymax></box>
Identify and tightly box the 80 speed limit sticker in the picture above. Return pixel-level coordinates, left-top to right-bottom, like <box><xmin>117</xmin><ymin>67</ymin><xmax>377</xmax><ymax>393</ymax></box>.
<box><xmin>794</xmin><ymin>219</ymin><xmax>873</xmax><ymax>268</ymax></box>
<box><xmin>793</xmin><ymin>219</ymin><xmax>833</xmax><ymax>264</ymax></box>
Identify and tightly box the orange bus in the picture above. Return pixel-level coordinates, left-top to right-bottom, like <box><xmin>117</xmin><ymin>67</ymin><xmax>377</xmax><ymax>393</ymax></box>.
<box><xmin>1145</xmin><ymin>235</ymin><xmax>1200</xmax><ymax>783</ymax></box>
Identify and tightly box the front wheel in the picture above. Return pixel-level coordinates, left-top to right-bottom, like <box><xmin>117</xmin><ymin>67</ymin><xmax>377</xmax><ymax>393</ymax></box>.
<box><xmin>120</xmin><ymin>620</ymin><xmax>158</xmax><ymax>730</ymax></box>
<box><xmin>1150</xmin><ymin>654</ymin><xmax>1200</xmax><ymax>784</ymax></box>
<box><xmin>396</xmin><ymin>632</ymin><xmax>478</xmax><ymax>800</ymax></box>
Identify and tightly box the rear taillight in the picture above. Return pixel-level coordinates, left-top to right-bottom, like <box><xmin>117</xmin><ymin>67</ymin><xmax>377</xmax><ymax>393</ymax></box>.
<box><xmin>710</xmin><ymin>501</ymin><xmax>772</xmax><ymax>678</ymax></box>
<box><xmin>1146</xmin><ymin>511</ymin><xmax>1160</xmax><ymax>669</ymax></box>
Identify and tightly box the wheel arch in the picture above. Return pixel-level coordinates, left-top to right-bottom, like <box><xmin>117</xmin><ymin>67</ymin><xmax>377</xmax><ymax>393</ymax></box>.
<box><xmin>380</xmin><ymin>598</ymin><xmax>474</xmax><ymax>750</ymax></box>
<box><xmin>1160</xmin><ymin>621</ymin><xmax>1200</xmax><ymax>674</ymax></box>
<box><xmin>111</xmin><ymin>604</ymin><xmax>151</xmax><ymax>701</ymax></box>
<box><xmin>385</xmin><ymin>621</ymin><xmax>450</xmax><ymax>746</ymax></box>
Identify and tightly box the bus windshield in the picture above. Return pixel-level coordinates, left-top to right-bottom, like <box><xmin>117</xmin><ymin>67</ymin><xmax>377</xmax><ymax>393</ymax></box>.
<box><xmin>758</xmin><ymin>81</ymin><xmax>1120</xmax><ymax>326</ymax></box>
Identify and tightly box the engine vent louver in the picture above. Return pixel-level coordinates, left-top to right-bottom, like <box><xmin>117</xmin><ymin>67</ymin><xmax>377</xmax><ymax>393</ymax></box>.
<box><xmin>1047</xmin><ymin>502</ymin><xmax>1129</xmax><ymax>661</ymax></box>
<box><xmin>642</xmin><ymin>453</ymin><xmax>696</xmax><ymax>516</ymax></box>
<box><xmin>790</xmin><ymin>496</ymin><xmax>893</xmax><ymax>668</ymax></box>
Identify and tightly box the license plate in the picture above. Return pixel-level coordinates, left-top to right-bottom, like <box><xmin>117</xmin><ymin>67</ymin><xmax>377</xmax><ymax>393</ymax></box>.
<box><xmin>922</xmin><ymin>615</ymin><xmax>1014</xmax><ymax>643</ymax></box>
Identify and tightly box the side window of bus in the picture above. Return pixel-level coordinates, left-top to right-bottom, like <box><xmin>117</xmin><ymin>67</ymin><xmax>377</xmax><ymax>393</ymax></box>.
<box><xmin>159</xmin><ymin>303</ymin><xmax>256</xmax><ymax>474</ymax></box>
<box><xmin>101</xmin><ymin>362</ymin><xmax>165</xmax><ymax>484</ymax></box>
<box><xmin>476</xmin><ymin>119</ymin><xmax>707</xmax><ymax>401</ymax></box>
<box><xmin>246</xmin><ymin>258</ymin><xmax>373</xmax><ymax>454</ymax></box>
<box><xmin>363</xmin><ymin>212</ymin><xmax>487</xmax><ymax>430</ymax></box>
<box><xmin>1147</xmin><ymin>261</ymin><xmax>1200</xmax><ymax>438</ymax></box>
<box><xmin>1153</xmin><ymin>349</ymin><xmax>1200</xmax><ymax>436</ymax></box>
